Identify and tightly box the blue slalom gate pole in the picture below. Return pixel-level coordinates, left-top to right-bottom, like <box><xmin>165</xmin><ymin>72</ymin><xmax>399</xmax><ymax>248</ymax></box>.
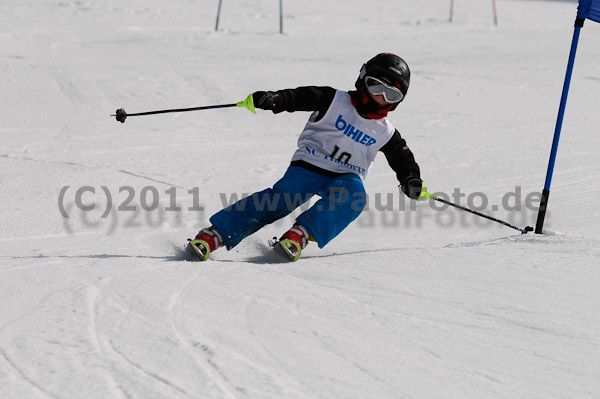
<box><xmin>215</xmin><ymin>0</ymin><xmax>223</xmax><ymax>31</ymax></box>
<box><xmin>535</xmin><ymin>18</ymin><xmax>585</xmax><ymax>234</ymax></box>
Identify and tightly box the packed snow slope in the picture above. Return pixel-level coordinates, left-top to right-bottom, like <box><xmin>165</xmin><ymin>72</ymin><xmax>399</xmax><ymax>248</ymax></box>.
<box><xmin>1</xmin><ymin>0</ymin><xmax>600</xmax><ymax>398</ymax></box>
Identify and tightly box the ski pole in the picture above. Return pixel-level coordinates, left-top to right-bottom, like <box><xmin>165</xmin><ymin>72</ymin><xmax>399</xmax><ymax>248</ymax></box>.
<box><xmin>420</xmin><ymin>189</ymin><xmax>533</xmax><ymax>234</ymax></box>
<box><xmin>112</xmin><ymin>94</ymin><xmax>255</xmax><ymax>123</ymax></box>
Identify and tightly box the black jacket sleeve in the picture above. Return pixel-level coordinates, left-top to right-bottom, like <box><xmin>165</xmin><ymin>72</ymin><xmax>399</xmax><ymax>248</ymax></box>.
<box><xmin>262</xmin><ymin>86</ymin><xmax>336</xmax><ymax>121</ymax></box>
<box><xmin>380</xmin><ymin>130</ymin><xmax>421</xmax><ymax>187</ymax></box>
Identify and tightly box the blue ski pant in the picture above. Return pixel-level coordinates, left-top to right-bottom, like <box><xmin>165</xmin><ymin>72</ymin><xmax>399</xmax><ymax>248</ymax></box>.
<box><xmin>210</xmin><ymin>166</ymin><xmax>366</xmax><ymax>249</ymax></box>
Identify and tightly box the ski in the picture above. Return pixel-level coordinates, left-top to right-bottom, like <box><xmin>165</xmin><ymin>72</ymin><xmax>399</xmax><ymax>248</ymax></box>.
<box><xmin>269</xmin><ymin>237</ymin><xmax>302</xmax><ymax>262</ymax></box>
<box><xmin>186</xmin><ymin>238</ymin><xmax>211</xmax><ymax>261</ymax></box>
<box><xmin>186</xmin><ymin>237</ymin><xmax>303</xmax><ymax>262</ymax></box>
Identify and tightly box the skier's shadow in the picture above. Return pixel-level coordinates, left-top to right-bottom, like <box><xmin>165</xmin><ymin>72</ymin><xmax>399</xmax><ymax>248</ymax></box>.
<box><xmin>242</xmin><ymin>246</ymin><xmax>419</xmax><ymax>264</ymax></box>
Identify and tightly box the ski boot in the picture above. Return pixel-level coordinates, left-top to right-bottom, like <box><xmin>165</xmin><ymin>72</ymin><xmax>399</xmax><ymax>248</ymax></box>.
<box><xmin>186</xmin><ymin>226</ymin><xmax>224</xmax><ymax>261</ymax></box>
<box><xmin>270</xmin><ymin>223</ymin><xmax>311</xmax><ymax>262</ymax></box>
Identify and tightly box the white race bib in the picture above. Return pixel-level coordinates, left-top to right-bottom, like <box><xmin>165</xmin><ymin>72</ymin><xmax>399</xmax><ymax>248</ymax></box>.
<box><xmin>291</xmin><ymin>90</ymin><xmax>395</xmax><ymax>179</ymax></box>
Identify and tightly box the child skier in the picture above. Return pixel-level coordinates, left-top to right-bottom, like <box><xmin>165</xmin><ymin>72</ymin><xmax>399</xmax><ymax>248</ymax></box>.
<box><xmin>187</xmin><ymin>53</ymin><xmax>427</xmax><ymax>261</ymax></box>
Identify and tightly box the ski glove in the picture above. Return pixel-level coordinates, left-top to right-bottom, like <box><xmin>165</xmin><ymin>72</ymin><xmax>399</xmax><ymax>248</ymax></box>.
<box><xmin>253</xmin><ymin>91</ymin><xmax>284</xmax><ymax>113</ymax></box>
<box><xmin>401</xmin><ymin>177</ymin><xmax>424</xmax><ymax>200</ymax></box>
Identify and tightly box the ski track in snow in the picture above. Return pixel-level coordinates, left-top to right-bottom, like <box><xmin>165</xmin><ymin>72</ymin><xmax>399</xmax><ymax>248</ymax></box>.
<box><xmin>0</xmin><ymin>347</ymin><xmax>61</xmax><ymax>399</ymax></box>
<box><xmin>167</xmin><ymin>270</ymin><xmax>242</xmax><ymax>399</ymax></box>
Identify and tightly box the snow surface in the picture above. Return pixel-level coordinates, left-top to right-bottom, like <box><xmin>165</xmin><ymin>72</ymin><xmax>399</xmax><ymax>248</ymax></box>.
<box><xmin>1</xmin><ymin>0</ymin><xmax>600</xmax><ymax>398</ymax></box>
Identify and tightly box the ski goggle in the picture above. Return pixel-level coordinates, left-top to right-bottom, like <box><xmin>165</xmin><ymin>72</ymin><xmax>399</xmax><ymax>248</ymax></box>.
<box><xmin>364</xmin><ymin>76</ymin><xmax>404</xmax><ymax>104</ymax></box>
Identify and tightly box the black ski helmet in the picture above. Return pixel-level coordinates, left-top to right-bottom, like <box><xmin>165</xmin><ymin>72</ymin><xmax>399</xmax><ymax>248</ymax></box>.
<box><xmin>355</xmin><ymin>53</ymin><xmax>411</xmax><ymax>103</ymax></box>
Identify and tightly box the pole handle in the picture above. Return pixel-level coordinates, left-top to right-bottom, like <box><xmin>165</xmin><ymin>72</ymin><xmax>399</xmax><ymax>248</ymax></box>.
<box><xmin>236</xmin><ymin>93</ymin><xmax>256</xmax><ymax>113</ymax></box>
